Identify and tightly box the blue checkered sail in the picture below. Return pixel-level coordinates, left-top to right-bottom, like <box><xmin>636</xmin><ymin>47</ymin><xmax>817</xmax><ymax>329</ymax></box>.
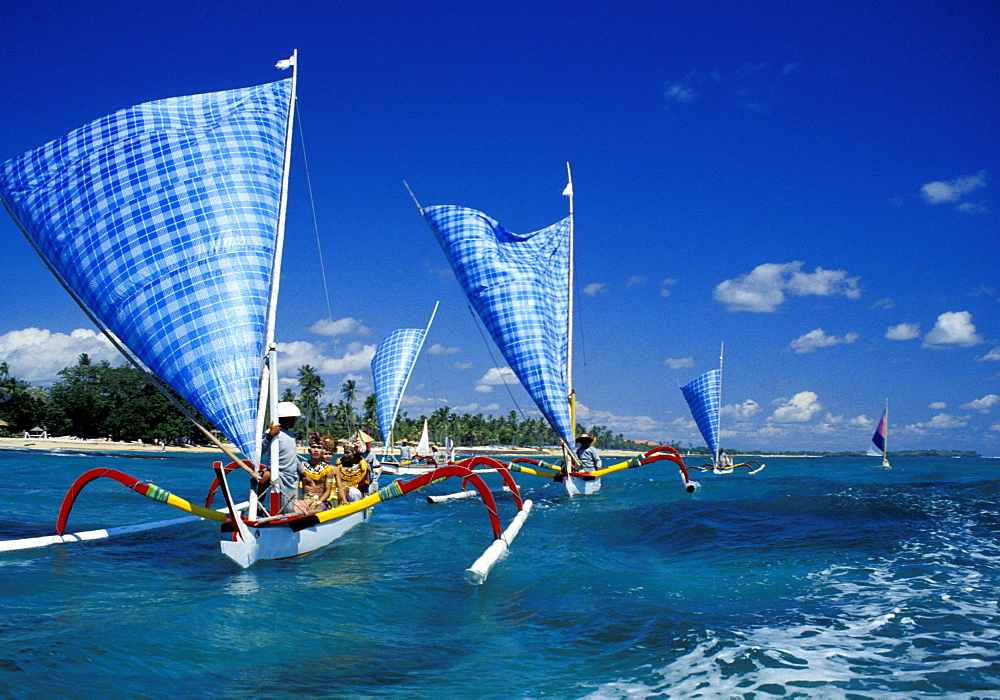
<box><xmin>423</xmin><ymin>206</ymin><xmax>573</xmax><ymax>444</ymax></box>
<box><xmin>680</xmin><ymin>369</ymin><xmax>721</xmax><ymax>458</ymax></box>
<box><xmin>0</xmin><ymin>79</ymin><xmax>293</xmax><ymax>460</ymax></box>
<box><xmin>372</xmin><ymin>327</ymin><xmax>428</xmax><ymax>439</ymax></box>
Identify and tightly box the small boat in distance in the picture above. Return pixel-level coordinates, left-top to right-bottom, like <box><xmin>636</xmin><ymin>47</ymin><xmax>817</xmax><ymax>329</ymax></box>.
<box><xmin>371</xmin><ymin>303</ymin><xmax>438</xmax><ymax>474</ymax></box>
<box><xmin>415</xmin><ymin>165</ymin><xmax>695</xmax><ymax>495</ymax></box>
<box><xmin>872</xmin><ymin>400</ymin><xmax>891</xmax><ymax>469</ymax></box>
<box><xmin>680</xmin><ymin>343</ymin><xmax>764</xmax><ymax>475</ymax></box>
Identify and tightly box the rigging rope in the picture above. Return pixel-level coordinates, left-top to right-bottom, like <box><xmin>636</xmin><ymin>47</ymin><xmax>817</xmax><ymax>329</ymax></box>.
<box><xmin>295</xmin><ymin>103</ymin><xmax>334</xmax><ymax>322</ymax></box>
<box><xmin>466</xmin><ymin>305</ymin><xmax>530</xmax><ymax>423</ymax></box>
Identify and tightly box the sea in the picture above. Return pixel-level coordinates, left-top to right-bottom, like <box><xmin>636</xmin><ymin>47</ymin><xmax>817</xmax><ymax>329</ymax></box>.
<box><xmin>0</xmin><ymin>449</ymin><xmax>997</xmax><ymax>699</ymax></box>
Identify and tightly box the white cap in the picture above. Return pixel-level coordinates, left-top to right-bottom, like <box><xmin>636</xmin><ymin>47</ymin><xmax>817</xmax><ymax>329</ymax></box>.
<box><xmin>276</xmin><ymin>401</ymin><xmax>301</xmax><ymax>418</ymax></box>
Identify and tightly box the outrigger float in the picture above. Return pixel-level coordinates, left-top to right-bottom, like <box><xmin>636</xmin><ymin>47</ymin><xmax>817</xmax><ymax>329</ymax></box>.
<box><xmin>0</xmin><ymin>52</ymin><xmax>529</xmax><ymax>583</ymax></box>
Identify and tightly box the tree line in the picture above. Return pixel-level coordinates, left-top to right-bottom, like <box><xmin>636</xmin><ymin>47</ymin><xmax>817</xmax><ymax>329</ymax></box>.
<box><xmin>0</xmin><ymin>360</ymin><xmax>662</xmax><ymax>452</ymax></box>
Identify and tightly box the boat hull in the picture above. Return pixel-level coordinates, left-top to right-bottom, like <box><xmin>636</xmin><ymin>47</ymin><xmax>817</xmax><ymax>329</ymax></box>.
<box><xmin>564</xmin><ymin>474</ymin><xmax>601</xmax><ymax>496</ymax></box>
<box><xmin>220</xmin><ymin>508</ymin><xmax>370</xmax><ymax>568</ymax></box>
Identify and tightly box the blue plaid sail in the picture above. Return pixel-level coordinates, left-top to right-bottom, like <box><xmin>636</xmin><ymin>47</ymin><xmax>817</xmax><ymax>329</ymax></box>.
<box><xmin>372</xmin><ymin>327</ymin><xmax>427</xmax><ymax>439</ymax></box>
<box><xmin>0</xmin><ymin>79</ymin><xmax>293</xmax><ymax>460</ymax></box>
<box><xmin>680</xmin><ymin>369</ymin><xmax>721</xmax><ymax>457</ymax></box>
<box><xmin>423</xmin><ymin>205</ymin><xmax>573</xmax><ymax>444</ymax></box>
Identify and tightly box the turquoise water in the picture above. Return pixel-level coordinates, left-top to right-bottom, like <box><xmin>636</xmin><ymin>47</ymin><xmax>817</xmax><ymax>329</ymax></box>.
<box><xmin>1</xmin><ymin>450</ymin><xmax>998</xmax><ymax>698</ymax></box>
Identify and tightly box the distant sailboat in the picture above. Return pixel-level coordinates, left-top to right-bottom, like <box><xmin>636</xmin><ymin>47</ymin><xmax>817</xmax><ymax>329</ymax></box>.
<box><xmin>872</xmin><ymin>401</ymin><xmax>891</xmax><ymax>469</ymax></box>
<box><xmin>680</xmin><ymin>344</ymin><xmax>764</xmax><ymax>475</ymax></box>
<box><xmin>371</xmin><ymin>302</ymin><xmax>438</xmax><ymax>468</ymax></box>
<box><xmin>415</xmin><ymin>165</ymin><xmax>695</xmax><ymax>496</ymax></box>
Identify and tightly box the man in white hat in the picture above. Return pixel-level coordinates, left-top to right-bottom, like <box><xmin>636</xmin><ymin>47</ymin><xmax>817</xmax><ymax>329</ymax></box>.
<box><xmin>356</xmin><ymin>431</ymin><xmax>381</xmax><ymax>494</ymax></box>
<box><xmin>259</xmin><ymin>401</ymin><xmax>305</xmax><ymax>512</ymax></box>
<box><xmin>575</xmin><ymin>433</ymin><xmax>602</xmax><ymax>472</ymax></box>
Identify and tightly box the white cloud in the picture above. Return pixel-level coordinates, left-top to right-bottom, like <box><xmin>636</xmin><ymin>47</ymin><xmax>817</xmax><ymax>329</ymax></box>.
<box><xmin>885</xmin><ymin>323</ymin><xmax>920</xmax><ymax>341</ymax></box>
<box><xmin>573</xmin><ymin>401</ymin><xmax>664</xmax><ymax>437</ymax></box>
<box><xmin>660</xmin><ymin>278</ymin><xmax>678</xmax><ymax>297</ymax></box>
<box><xmin>976</xmin><ymin>347</ymin><xmax>1000</xmax><ymax>362</ymax></box>
<box><xmin>905</xmin><ymin>413</ymin><xmax>969</xmax><ymax>432</ymax></box>
<box><xmin>768</xmin><ymin>391</ymin><xmax>822</xmax><ymax>423</ymax></box>
<box><xmin>451</xmin><ymin>361</ymin><xmax>473</xmax><ymax>371</ymax></box>
<box><xmin>920</xmin><ymin>171</ymin><xmax>987</xmax><ymax>204</ymax></box>
<box><xmin>922</xmin><ymin>311</ymin><xmax>983</xmax><ymax>348</ymax></box>
<box><xmin>714</xmin><ymin>261</ymin><xmax>861</xmax><ymax>312</ymax></box>
<box><xmin>929</xmin><ymin>401</ymin><xmax>947</xmax><ymax>410</ymax></box>
<box><xmin>664</xmin><ymin>356</ymin><xmax>695</xmax><ymax>370</ymax></box>
<box><xmin>665</xmin><ymin>84</ymin><xmax>697</xmax><ymax>104</ymax></box>
<box><xmin>956</xmin><ymin>201</ymin><xmax>988</xmax><ymax>214</ymax></box>
<box><xmin>308</xmin><ymin>317</ymin><xmax>372</xmax><ymax>337</ymax></box>
<box><xmin>960</xmin><ymin>394</ymin><xmax>1000</xmax><ymax>413</ymax></box>
<box><xmin>788</xmin><ymin>328</ymin><xmax>859</xmax><ymax>354</ymax></box>
<box><xmin>626</xmin><ymin>275</ymin><xmax>646</xmax><ymax>288</ymax></box>
<box><xmin>787</xmin><ymin>267</ymin><xmax>861</xmax><ymax>299</ymax></box>
<box><xmin>872</xmin><ymin>297</ymin><xmax>895</xmax><ymax>310</ymax></box>
<box><xmin>583</xmin><ymin>282</ymin><xmax>607</xmax><ymax>297</ymax></box>
<box><xmin>721</xmin><ymin>399</ymin><xmax>760</xmax><ymax>419</ymax></box>
<box><xmin>475</xmin><ymin>367</ymin><xmax>517</xmax><ymax>392</ymax></box>
<box><xmin>0</xmin><ymin>327</ymin><xmax>121</xmax><ymax>383</ymax></box>
<box><xmin>427</xmin><ymin>343</ymin><xmax>460</xmax><ymax>355</ymax></box>
<box><xmin>276</xmin><ymin>340</ymin><xmax>375</xmax><ymax>378</ymax></box>
<box><xmin>813</xmin><ymin>413</ymin><xmax>871</xmax><ymax>435</ymax></box>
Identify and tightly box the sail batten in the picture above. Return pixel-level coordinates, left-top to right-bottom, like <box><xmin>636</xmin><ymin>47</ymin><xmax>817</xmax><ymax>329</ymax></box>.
<box><xmin>423</xmin><ymin>205</ymin><xmax>573</xmax><ymax>444</ymax></box>
<box><xmin>0</xmin><ymin>79</ymin><xmax>294</xmax><ymax>460</ymax></box>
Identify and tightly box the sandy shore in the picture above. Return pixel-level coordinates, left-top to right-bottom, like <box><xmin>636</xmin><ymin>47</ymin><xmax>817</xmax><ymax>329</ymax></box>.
<box><xmin>0</xmin><ymin>436</ymin><xmax>219</xmax><ymax>454</ymax></box>
<box><xmin>0</xmin><ymin>437</ymin><xmax>644</xmax><ymax>459</ymax></box>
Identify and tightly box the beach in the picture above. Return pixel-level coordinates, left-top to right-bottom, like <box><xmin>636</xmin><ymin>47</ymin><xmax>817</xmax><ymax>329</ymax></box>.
<box><xmin>0</xmin><ymin>436</ymin><xmax>647</xmax><ymax>459</ymax></box>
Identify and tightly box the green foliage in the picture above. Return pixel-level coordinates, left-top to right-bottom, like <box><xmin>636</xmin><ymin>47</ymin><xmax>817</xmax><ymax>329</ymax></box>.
<box><xmin>2</xmin><ymin>360</ymin><xmax>205</xmax><ymax>442</ymax></box>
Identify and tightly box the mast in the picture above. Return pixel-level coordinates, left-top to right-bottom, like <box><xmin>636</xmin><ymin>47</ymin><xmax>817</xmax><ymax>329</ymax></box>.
<box><xmin>564</xmin><ymin>162</ymin><xmax>576</xmax><ymax>444</ymax></box>
<box><xmin>717</xmin><ymin>342</ymin><xmax>724</xmax><ymax>466</ymax></box>
<box><xmin>883</xmin><ymin>398</ymin><xmax>890</xmax><ymax>466</ymax></box>
<box><xmin>258</xmin><ymin>50</ymin><xmax>298</xmax><ymax>514</ymax></box>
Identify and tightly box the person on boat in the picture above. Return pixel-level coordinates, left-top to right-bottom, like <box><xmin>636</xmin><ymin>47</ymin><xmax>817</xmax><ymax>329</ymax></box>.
<box><xmin>335</xmin><ymin>441</ymin><xmax>370</xmax><ymax>503</ymax></box>
<box><xmin>398</xmin><ymin>440</ymin><xmax>413</xmax><ymax>462</ymax></box>
<box><xmin>574</xmin><ymin>433</ymin><xmax>602</xmax><ymax>473</ymax></box>
<box><xmin>356</xmin><ymin>431</ymin><xmax>381</xmax><ymax>494</ymax></box>
<box><xmin>258</xmin><ymin>401</ymin><xmax>305</xmax><ymax>512</ymax></box>
<box><xmin>293</xmin><ymin>458</ymin><xmax>334</xmax><ymax>514</ymax></box>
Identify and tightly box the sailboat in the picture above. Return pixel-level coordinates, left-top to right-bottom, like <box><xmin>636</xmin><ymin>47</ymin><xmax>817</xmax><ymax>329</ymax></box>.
<box><xmin>413</xmin><ymin>419</ymin><xmax>434</xmax><ymax>461</ymax></box>
<box><xmin>0</xmin><ymin>53</ymin><xmax>519</xmax><ymax>573</ymax></box>
<box><xmin>679</xmin><ymin>344</ymin><xmax>764</xmax><ymax>474</ymax></box>
<box><xmin>871</xmin><ymin>400</ymin><xmax>891</xmax><ymax>469</ymax></box>
<box><xmin>371</xmin><ymin>303</ymin><xmax>439</xmax><ymax>475</ymax></box>
<box><xmin>415</xmin><ymin>165</ymin><xmax>695</xmax><ymax>496</ymax></box>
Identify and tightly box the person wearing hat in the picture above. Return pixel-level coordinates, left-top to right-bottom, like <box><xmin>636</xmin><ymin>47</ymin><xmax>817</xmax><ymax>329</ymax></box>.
<box><xmin>575</xmin><ymin>433</ymin><xmax>602</xmax><ymax>472</ymax></box>
<box><xmin>334</xmin><ymin>441</ymin><xmax>370</xmax><ymax>503</ymax></box>
<box><xmin>398</xmin><ymin>440</ymin><xmax>413</xmax><ymax>462</ymax></box>
<box><xmin>258</xmin><ymin>401</ymin><xmax>306</xmax><ymax>512</ymax></box>
<box><xmin>356</xmin><ymin>431</ymin><xmax>381</xmax><ymax>494</ymax></box>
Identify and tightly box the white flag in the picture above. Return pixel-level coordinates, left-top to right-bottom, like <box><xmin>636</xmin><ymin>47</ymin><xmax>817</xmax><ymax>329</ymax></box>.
<box><xmin>562</xmin><ymin>182</ymin><xmax>573</xmax><ymax>197</ymax></box>
<box><xmin>275</xmin><ymin>54</ymin><xmax>296</xmax><ymax>70</ymax></box>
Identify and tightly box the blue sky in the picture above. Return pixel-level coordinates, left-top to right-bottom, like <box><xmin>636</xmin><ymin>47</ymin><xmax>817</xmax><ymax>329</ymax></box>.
<box><xmin>1</xmin><ymin>1</ymin><xmax>997</xmax><ymax>452</ymax></box>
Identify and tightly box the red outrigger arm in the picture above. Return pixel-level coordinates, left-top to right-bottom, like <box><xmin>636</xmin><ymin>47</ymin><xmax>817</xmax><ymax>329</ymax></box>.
<box><xmin>499</xmin><ymin>444</ymin><xmax>696</xmax><ymax>492</ymax></box>
<box><xmin>56</xmin><ymin>468</ymin><xmax>228</xmax><ymax>535</ymax></box>
<box><xmin>263</xmin><ymin>464</ymin><xmax>508</xmax><ymax>540</ymax></box>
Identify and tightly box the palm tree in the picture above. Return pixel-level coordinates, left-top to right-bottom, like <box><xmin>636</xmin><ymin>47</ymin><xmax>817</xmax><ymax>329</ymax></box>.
<box><xmin>340</xmin><ymin>379</ymin><xmax>358</xmax><ymax>409</ymax></box>
<box><xmin>296</xmin><ymin>365</ymin><xmax>325</xmax><ymax>435</ymax></box>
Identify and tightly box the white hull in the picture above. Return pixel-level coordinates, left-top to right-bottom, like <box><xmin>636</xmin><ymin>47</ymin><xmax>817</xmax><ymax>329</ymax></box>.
<box><xmin>564</xmin><ymin>474</ymin><xmax>601</xmax><ymax>496</ymax></box>
<box><xmin>220</xmin><ymin>508</ymin><xmax>370</xmax><ymax>568</ymax></box>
